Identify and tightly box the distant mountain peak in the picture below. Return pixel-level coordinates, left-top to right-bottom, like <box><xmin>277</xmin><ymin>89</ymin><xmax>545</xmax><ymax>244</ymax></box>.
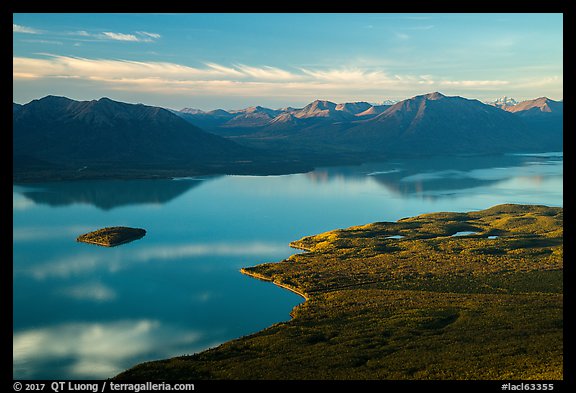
<box><xmin>335</xmin><ymin>102</ymin><xmax>372</xmax><ymax>115</ymax></box>
<box><xmin>309</xmin><ymin>100</ymin><xmax>337</xmax><ymax>109</ymax></box>
<box><xmin>504</xmin><ymin>97</ymin><xmax>562</xmax><ymax>116</ymax></box>
<box><xmin>13</xmin><ymin>96</ymin><xmax>254</xmax><ymax>177</ymax></box>
<box><xmin>423</xmin><ymin>92</ymin><xmax>446</xmax><ymax>100</ymax></box>
<box><xmin>487</xmin><ymin>96</ymin><xmax>519</xmax><ymax>109</ymax></box>
<box><xmin>293</xmin><ymin>100</ymin><xmax>339</xmax><ymax>119</ymax></box>
<box><xmin>36</xmin><ymin>95</ymin><xmax>74</xmax><ymax>104</ymax></box>
<box><xmin>180</xmin><ymin>108</ymin><xmax>205</xmax><ymax>115</ymax></box>
<box><xmin>244</xmin><ymin>105</ymin><xmax>270</xmax><ymax>113</ymax></box>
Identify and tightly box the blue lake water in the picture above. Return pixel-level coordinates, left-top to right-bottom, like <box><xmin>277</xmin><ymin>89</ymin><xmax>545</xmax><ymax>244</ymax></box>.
<box><xmin>12</xmin><ymin>152</ymin><xmax>563</xmax><ymax>379</ymax></box>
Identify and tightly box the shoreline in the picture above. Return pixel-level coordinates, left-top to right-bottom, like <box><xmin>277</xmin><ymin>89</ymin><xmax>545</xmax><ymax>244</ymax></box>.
<box><xmin>114</xmin><ymin>203</ymin><xmax>563</xmax><ymax>380</ymax></box>
<box><xmin>76</xmin><ymin>237</ymin><xmax>140</xmax><ymax>247</ymax></box>
<box><xmin>239</xmin><ymin>268</ymin><xmax>309</xmax><ymax>302</ymax></box>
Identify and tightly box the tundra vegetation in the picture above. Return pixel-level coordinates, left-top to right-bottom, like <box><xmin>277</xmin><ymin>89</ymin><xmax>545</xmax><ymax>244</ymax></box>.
<box><xmin>116</xmin><ymin>204</ymin><xmax>562</xmax><ymax>380</ymax></box>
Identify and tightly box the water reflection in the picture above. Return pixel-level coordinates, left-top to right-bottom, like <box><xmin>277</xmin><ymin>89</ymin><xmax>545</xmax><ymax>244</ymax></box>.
<box><xmin>16</xmin><ymin>241</ymin><xmax>290</xmax><ymax>280</ymax></box>
<box><xmin>58</xmin><ymin>281</ymin><xmax>117</xmax><ymax>302</ymax></box>
<box><xmin>307</xmin><ymin>153</ymin><xmax>562</xmax><ymax>199</ymax></box>
<box><xmin>16</xmin><ymin>178</ymin><xmax>214</xmax><ymax>210</ymax></box>
<box><xmin>14</xmin><ymin>154</ymin><xmax>562</xmax><ymax>209</ymax></box>
<box><xmin>13</xmin><ymin>225</ymin><xmax>94</xmax><ymax>242</ymax></box>
<box><xmin>13</xmin><ymin>320</ymin><xmax>208</xmax><ymax>379</ymax></box>
<box><xmin>13</xmin><ymin>152</ymin><xmax>562</xmax><ymax>379</ymax></box>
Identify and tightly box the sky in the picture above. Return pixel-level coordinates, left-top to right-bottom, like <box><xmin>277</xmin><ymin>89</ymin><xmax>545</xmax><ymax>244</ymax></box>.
<box><xmin>13</xmin><ymin>13</ymin><xmax>563</xmax><ymax>111</ymax></box>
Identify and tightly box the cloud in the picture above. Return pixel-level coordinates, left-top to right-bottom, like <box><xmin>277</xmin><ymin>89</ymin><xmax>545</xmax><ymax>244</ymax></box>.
<box><xmin>138</xmin><ymin>31</ymin><xmax>161</xmax><ymax>39</ymax></box>
<box><xmin>236</xmin><ymin>64</ymin><xmax>301</xmax><ymax>81</ymax></box>
<box><xmin>394</xmin><ymin>32</ymin><xmax>411</xmax><ymax>40</ymax></box>
<box><xmin>300</xmin><ymin>67</ymin><xmax>386</xmax><ymax>83</ymax></box>
<box><xmin>204</xmin><ymin>62</ymin><xmax>245</xmax><ymax>77</ymax></box>
<box><xmin>13</xmin><ymin>54</ymin><xmax>528</xmax><ymax>102</ymax></box>
<box><xmin>439</xmin><ymin>80</ymin><xmax>510</xmax><ymax>87</ymax></box>
<box><xmin>98</xmin><ymin>31</ymin><xmax>160</xmax><ymax>42</ymax></box>
<box><xmin>13</xmin><ymin>55</ymin><xmax>216</xmax><ymax>81</ymax></box>
<box><xmin>102</xmin><ymin>32</ymin><xmax>140</xmax><ymax>41</ymax></box>
<box><xmin>21</xmin><ymin>39</ymin><xmax>63</xmax><ymax>45</ymax></box>
<box><xmin>14</xmin><ymin>25</ymin><xmax>161</xmax><ymax>43</ymax></box>
<box><xmin>13</xmin><ymin>24</ymin><xmax>41</xmax><ymax>34</ymax></box>
<box><xmin>70</xmin><ymin>30</ymin><xmax>91</xmax><ymax>37</ymax></box>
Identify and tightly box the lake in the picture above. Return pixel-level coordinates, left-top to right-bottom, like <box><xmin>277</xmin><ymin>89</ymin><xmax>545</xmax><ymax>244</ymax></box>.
<box><xmin>12</xmin><ymin>152</ymin><xmax>563</xmax><ymax>379</ymax></box>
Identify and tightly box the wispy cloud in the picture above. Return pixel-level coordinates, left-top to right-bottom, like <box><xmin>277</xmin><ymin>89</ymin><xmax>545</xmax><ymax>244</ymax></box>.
<box><xmin>13</xmin><ymin>24</ymin><xmax>41</xmax><ymax>34</ymax></box>
<box><xmin>21</xmin><ymin>39</ymin><xmax>63</xmax><ymax>45</ymax></box>
<box><xmin>101</xmin><ymin>31</ymin><xmax>160</xmax><ymax>42</ymax></box>
<box><xmin>13</xmin><ymin>24</ymin><xmax>161</xmax><ymax>43</ymax></box>
<box><xmin>204</xmin><ymin>62</ymin><xmax>245</xmax><ymax>77</ymax></box>
<box><xmin>138</xmin><ymin>31</ymin><xmax>161</xmax><ymax>39</ymax></box>
<box><xmin>13</xmin><ymin>54</ymin><xmax>524</xmax><ymax>102</ymax></box>
<box><xmin>393</xmin><ymin>32</ymin><xmax>411</xmax><ymax>40</ymax></box>
<box><xmin>406</xmin><ymin>25</ymin><xmax>435</xmax><ymax>31</ymax></box>
<box><xmin>300</xmin><ymin>67</ymin><xmax>386</xmax><ymax>83</ymax></box>
<box><xmin>236</xmin><ymin>64</ymin><xmax>300</xmax><ymax>81</ymax></box>
<box><xmin>70</xmin><ymin>30</ymin><xmax>91</xmax><ymax>37</ymax></box>
<box><xmin>440</xmin><ymin>80</ymin><xmax>510</xmax><ymax>87</ymax></box>
<box><xmin>102</xmin><ymin>32</ymin><xmax>140</xmax><ymax>41</ymax></box>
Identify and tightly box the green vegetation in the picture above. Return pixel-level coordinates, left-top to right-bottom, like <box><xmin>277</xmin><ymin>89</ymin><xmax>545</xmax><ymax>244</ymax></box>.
<box><xmin>77</xmin><ymin>226</ymin><xmax>146</xmax><ymax>247</ymax></box>
<box><xmin>115</xmin><ymin>204</ymin><xmax>562</xmax><ymax>380</ymax></box>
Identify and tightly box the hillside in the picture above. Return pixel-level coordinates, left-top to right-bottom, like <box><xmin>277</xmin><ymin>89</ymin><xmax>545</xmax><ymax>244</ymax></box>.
<box><xmin>176</xmin><ymin>92</ymin><xmax>562</xmax><ymax>157</ymax></box>
<box><xmin>336</xmin><ymin>92</ymin><xmax>537</xmax><ymax>155</ymax></box>
<box><xmin>505</xmin><ymin>97</ymin><xmax>563</xmax><ymax>117</ymax></box>
<box><xmin>13</xmin><ymin>96</ymin><xmax>311</xmax><ymax>181</ymax></box>
<box><xmin>116</xmin><ymin>204</ymin><xmax>563</xmax><ymax>380</ymax></box>
<box><xmin>14</xmin><ymin>93</ymin><xmax>563</xmax><ymax>180</ymax></box>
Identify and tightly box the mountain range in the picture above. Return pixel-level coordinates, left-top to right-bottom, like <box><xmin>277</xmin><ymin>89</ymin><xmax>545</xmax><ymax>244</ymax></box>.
<box><xmin>174</xmin><ymin>100</ymin><xmax>391</xmax><ymax>132</ymax></box>
<box><xmin>13</xmin><ymin>96</ymin><xmax>311</xmax><ymax>180</ymax></box>
<box><xmin>172</xmin><ymin>92</ymin><xmax>562</xmax><ymax>156</ymax></box>
<box><xmin>13</xmin><ymin>92</ymin><xmax>562</xmax><ymax>181</ymax></box>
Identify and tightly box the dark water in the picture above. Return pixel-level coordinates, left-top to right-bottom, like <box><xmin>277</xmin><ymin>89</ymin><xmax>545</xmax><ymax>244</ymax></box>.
<box><xmin>13</xmin><ymin>152</ymin><xmax>563</xmax><ymax>379</ymax></box>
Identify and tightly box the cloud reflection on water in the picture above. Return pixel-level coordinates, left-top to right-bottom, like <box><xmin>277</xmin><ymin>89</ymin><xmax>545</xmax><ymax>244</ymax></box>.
<box><xmin>16</xmin><ymin>241</ymin><xmax>290</xmax><ymax>280</ymax></box>
<box><xmin>13</xmin><ymin>225</ymin><xmax>94</xmax><ymax>243</ymax></box>
<box><xmin>13</xmin><ymin>319</ymin><xmax>206</xmax><ymax>379</ymax></box>
<box><xmin>59</xmin><ymin>281</ymin><xmax>117</xmax><ymax>302</ymax></box>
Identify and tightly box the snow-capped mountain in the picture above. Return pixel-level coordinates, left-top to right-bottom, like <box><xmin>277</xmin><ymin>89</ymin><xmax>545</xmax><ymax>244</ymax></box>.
<box><xmin>486</xmin><ymin>96</ymin><xmax>519</xmax><ymax>109</ymax></box>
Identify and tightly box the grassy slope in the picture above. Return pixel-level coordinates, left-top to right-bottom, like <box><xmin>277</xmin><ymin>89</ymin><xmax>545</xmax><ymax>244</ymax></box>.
<box><xmin>115</xmin><ymin>204</ymin><xmax>563</xmax><ymax>380</ymax></box>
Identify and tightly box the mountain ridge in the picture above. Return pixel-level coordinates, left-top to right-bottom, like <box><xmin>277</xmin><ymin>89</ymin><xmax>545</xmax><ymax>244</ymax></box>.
<box><xmin>214</xmin><ymin>92</ymin><xmax>562</xmax><ymax>156</ymax></box>
<box><xmin>14</xmin><ymin>92</ymin><xmax>563</xmax><ymax>180</ymax></box>
<box><xmin>13</xmin><ymin>96</ymin><xmax>314</xmax><ymax>181</ymax></box>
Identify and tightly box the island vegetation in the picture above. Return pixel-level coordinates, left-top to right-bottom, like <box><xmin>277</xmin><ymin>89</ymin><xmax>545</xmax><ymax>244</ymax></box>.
<box><xmin>115</xmin><ymin>204</ymin><xmax>562</xmax><ymax>380</ymax></box>
<box><xmin>77</xmin><ymin>226</ymin><xmax>146</xmax><ymax>247</ymax></box>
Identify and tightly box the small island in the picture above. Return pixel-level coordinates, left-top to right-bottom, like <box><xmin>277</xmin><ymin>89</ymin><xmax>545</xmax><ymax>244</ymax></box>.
<box><xmin>77</xmin><ymin>226</ymin><xmax>146</xmax><ymax>247</ymax></box>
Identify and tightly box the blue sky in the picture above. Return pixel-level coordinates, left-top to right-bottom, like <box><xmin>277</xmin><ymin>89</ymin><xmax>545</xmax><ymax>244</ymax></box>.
<box><xmin>13</xmin><ymin>13</ymin><xmax>563</xmax><ymax>110</ymax></box>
